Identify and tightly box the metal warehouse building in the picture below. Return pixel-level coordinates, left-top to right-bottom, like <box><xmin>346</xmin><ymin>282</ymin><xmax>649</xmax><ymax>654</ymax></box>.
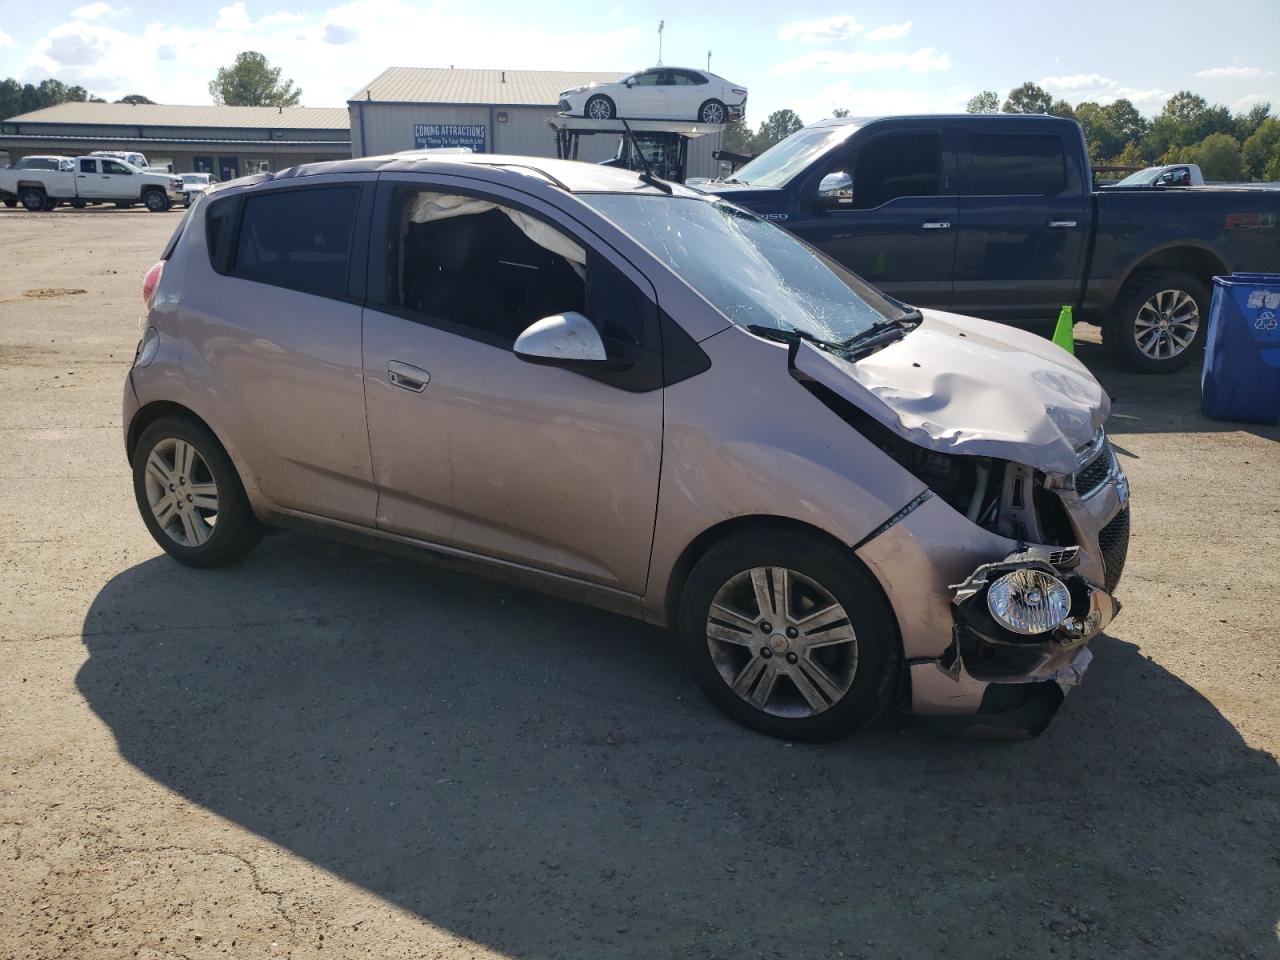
<box><xmin>0</xmin><ymin>103</ymin><xmax>351</xmax><ymax>178</ymax></box>
<box><xmin>348</xmin><ymin>66</ymin><xmax>725</xmax><ymax>180</ymax></box>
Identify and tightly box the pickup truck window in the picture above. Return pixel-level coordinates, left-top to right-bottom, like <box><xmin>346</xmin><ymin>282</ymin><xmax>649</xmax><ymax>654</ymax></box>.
<box><xmin>849</xmin><ymin>132</ymin><xmax>940</xmax><ymax>209</ymax></box>
<box><xmin>78</xmin><ymin>158</ymin><xmax>98</xmax><ymax>174</ymax></box>
<box><xmin>966</xmin><ymin>134</ymin><xmax>1066</xmax><ymax>196</ymax></box>
<box><xmin>728</xmin><ymin>124</ymin><xmax>858</xmax><ymax>189</ymax></box>
<box><xmin>101</xmin><ymin>160</ymin><xmax>131</xmax><ymax>175</ymax></box>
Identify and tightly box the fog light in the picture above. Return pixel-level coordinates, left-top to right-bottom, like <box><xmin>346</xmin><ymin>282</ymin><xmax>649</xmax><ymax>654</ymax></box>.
<box><xmin>987</xmin><ymin>569</ymin><xmax>1071</xmax><ymax>635</ymax></box>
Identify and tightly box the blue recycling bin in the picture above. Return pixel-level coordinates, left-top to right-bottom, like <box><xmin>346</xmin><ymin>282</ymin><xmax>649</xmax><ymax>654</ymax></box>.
<box><xmin>1201</xmin><ymin>273</ymin><xmax>1280</xmax><ymax>425</ymax></box>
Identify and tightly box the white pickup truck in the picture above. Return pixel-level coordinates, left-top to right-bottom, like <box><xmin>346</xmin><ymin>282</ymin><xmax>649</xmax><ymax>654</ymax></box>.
<box><xmin>0</xmin><ymin>155</ymin><xmax>184</xmax><ymax>212</ymax></box>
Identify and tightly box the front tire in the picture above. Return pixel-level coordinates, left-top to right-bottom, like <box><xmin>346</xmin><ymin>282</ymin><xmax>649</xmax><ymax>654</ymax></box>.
<box><xmin>698</xmin><ymin>99</ymin><xmax>727</xmax><ymax>124</ymax></box>
<box><xmin>585</xmin><ymin>94</ymin><xmax>615</xmax><ymax>120</ymax></box>
<box><xmin>143</xmin><ymin>189</ymin><xmax>170</xmax><ymax>212</ymax></box>
<box><xmin>20</xmin><ymin>188</ymin><xmax>46</xmax><ymax>212</ymax></box>
<box><xmin>677</xmin><ymin>529</ymin><xmax>900</xmax><ymax>742</ymax></box>
<box><xmin>1103</xmin><ymin>269</ymin><xmax>1209</xmax><ymax>374</ymax></box>
<box><xmin>132</xmin><ymin>416</ymin><xmax>263</xmax><ymax>567</ymax></box>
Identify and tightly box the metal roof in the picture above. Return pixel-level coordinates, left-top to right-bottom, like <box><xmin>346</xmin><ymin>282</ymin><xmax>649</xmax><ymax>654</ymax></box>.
<box><xmin>349</xmin><ymin>67</ymin><xmax>626</xmax><ymax>106</ymax></box>
<box><xmin>2</xmin><ymin>102</ymin><xmax>350</xmax><ymax>129</ymax></box>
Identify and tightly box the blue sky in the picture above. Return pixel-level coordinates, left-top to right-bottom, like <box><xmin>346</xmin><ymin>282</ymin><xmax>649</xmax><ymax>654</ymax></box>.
<box><xmin>1</xmin><ymin>0</ymin><xmax>1278</xmax><ymax>122</ymax></box>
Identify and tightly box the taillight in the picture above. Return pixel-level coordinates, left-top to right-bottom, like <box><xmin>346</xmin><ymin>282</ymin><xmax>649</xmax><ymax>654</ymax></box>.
<box><xmin>142</xmin><ymin>261</ymin><xmax>164</xmax><ymax>308</ymax></box>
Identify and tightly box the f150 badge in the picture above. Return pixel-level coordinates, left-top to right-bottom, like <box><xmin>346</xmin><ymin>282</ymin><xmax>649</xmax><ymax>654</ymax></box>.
<box><xmin>761</xmin><ymin>212</ymin><xmax>789</xmax><ymax>222</ymax></box>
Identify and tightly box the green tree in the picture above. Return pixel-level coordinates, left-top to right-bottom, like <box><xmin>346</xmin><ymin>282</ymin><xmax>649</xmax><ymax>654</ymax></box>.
<box><xmin>1110</xmin><ymin>141</ymin><xmax>1151</xmax><ymax>169</ymax></box>
<box><xmin>208</xmin><ymin>51</ymin><xmax>302</xmax><ymax>107</ymax></box>
<box><xmin>749</xmin><ymin>109</ymin><xmax>803</xmax><ymax>153</ymax></box>
<box><xmin>117</xmin><ymin>94</ymin><xmax>156</xmax><ymax>105</ymax></box>
<box><xmin>966</xmin><ymin>90</ymin><xmax>999</xmax><ymax>114</ymax></box>
<box><xmin>1185</xmin><ymin>132</ymin><xmax>1244</xmax><ymax>180</ymax></box>
<box><xmin>1048</xmin><ymin>98</ymin><xmax>1075</xmax><ymax>119</ymax></box>
<box><xmin>1242</xmin><ymin>118</ymin><xmax>1280</xmax><ymax>180</ymax></box>
<box><xmin>1265</xmin><ymin>153</ymin><xmax>1280</xmax><ymax>181</ymax></box>
<box><xmin>1102</xmin><ymin>99</ymin><xmax>1148</xmax><ymax>144</ymax></box>
<box><xmin>831</xmin><ymin>107</ymin><xmax>850</xmax><ymax>118</ymax></box>
<box><xmin>0</xmin><ymin>78</ymin><xmax>21</xmax><ymax>119</ymax></box>
<box><xmin>721</xmin><ymin>118</ymin><xmax>752</xmax><ymax>154</ymax></box>
<box><xmin>0</xmin><ymin>76</ymin><xmax>94</xmax><ymax>118</ymax></box>
<box><xmin>1148</xmin><ymin>91</ymin><xmax>1234</xmax><ymax>155</ymax></box>
<box><xmin>1235</xmin><ymin>102</ymin><xmax>1271</xmax><ymax>140</ymax></box>
<box><xmin>1002</xmin><ymin>81</ymin><xmax>1053</xmax><ymax>114</ymax></box>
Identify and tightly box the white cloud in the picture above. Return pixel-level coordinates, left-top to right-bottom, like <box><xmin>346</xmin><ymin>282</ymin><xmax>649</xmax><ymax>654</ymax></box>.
<box><xmin>71</xmin><ymin>2</ymin><xmax>112</xmax><ymax>19</ymax></box>
<box><xmin>866</xmin><ymin>20</ymin><xmax>911</xmax><ymax>41</ymax></box>
<box><xmin>17</xmin><ymin>0</ymin><xmax>646</xmax><ymax>105</ymax></box>
<box><xmin>0</xmin><ymin>29</ymin><xmax>13</xmax><ymax>49</ymax></box>
<box><xmin>778</xmin><ymin>15</ymin><xmax>862</xmax><ymax>42</ymax></box>
<box><xmin>214</xmin><ymin>2</ymin><xmax>251</xmax><ymax>31</ymax></box>
<box><xmin>775</xmin><ymin>47</ymin><xmax>950</xmax><ymax>75</ymax></box>
<box><xmin>1040</xmin><ymin>73</ymin><xmax>1116</xmax><ymax>91</ymax></box>
<box><xmin>1195</xmin><ymin>66</ymin><xmax>1274</xmax><ymax>80</ymax></box>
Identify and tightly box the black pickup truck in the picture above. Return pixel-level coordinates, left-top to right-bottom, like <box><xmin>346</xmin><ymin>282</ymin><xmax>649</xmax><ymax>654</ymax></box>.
<box><xmin>704</xmin><ymin>114</ymin><xmax>1280</xmax><ymax>372</ymax></box>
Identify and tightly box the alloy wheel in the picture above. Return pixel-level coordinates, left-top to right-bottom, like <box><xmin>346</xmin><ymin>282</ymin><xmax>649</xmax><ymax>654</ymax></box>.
<box><xmin>588</xmin><ymin>98</ymin><xmax>612</xmax><ymax>120</ymax></box>
<box><xmin>701</xmin><ymin>102</ymin><xmax>725</xmax><ymax>124</ymax></box>
<box><xmin>705</xmin><ymin>566</ymin><xmax>858</xmax><ymax>718</ymax></box>
<box><xmin>143</xmin><ymin>437</ymin><xmax>219</xmax><ymax>547</ymax></box>
<box><xmin>1134</xmin><ymin>288</ymin><xmax>1199</xmax><ymax>360</ymax></box>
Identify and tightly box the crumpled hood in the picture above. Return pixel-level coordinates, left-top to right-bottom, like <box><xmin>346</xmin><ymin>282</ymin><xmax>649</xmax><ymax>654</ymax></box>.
<box><xmin>793</xmin><ymin>308</ymin><xmax>1109</xmax><ymax>475</ymax></box>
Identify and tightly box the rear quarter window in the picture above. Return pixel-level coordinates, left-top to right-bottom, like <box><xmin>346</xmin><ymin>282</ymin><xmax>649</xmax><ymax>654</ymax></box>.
<box><xmin>965</xmin><ymin>134</ymin><xmax>1067</xmax><ymax>196</ymax></box>
<box><xmin>226</xmin><ymin>185</ymin><xmax>360</xmax><ymax>299</ymax></box>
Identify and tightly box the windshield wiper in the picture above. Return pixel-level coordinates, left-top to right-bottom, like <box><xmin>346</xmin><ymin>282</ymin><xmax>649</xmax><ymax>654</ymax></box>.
<box><xmin>840</xmin><ymin>310</ymin><xmax>922</xmax><ymax>353</ymax></box>
<box><xmin>745</xmin><ymin>324</ymin><xmax>844</xmax><ymax>350</ymax></box>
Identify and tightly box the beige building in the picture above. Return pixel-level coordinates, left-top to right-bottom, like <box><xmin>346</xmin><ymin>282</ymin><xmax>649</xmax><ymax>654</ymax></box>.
<box><xmin>0</xmin><ymin>102</ymin><xmax>351</xmax><ymax>177</ymax></box>
<box><xmin>348</xmin><ymin>66</ymin><xmax>726</xmax><ymax>181</ymax></box>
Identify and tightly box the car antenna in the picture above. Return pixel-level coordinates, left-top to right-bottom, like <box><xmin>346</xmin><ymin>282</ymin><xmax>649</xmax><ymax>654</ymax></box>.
<box><xmin>620</xmin><ymin>118</ymin><xmax>673</xmax><ymax>194</ymax></box>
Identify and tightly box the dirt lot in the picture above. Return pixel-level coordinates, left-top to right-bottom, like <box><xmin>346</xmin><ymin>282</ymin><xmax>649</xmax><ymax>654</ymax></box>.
<box><xmin>1</xmin><ymin>206</ymin><xmax>1277</xmax><ymax>960</ymax></box>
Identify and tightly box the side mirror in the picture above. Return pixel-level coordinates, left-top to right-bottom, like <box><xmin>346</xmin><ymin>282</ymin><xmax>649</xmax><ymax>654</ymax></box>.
<box><xmin>514</xmin><ymin>312</ymin><xmax>609</xmax><ymax>368</ymax></box>
<box><xmin>625</xmin><ymin>78</ymin><xmax>636</xmax><ymax>87</ymax></box>
<box><xmin>817</xmin><ymin>171</ymin><xmax>853</xmax><ymax>208</ymax></box>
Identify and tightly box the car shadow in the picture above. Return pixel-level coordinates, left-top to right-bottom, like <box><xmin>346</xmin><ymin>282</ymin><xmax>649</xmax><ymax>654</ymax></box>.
<box><xmin>77</xmin><ymin>534</ymin><xmax>1279</xmax><ymax>958</ymax></box>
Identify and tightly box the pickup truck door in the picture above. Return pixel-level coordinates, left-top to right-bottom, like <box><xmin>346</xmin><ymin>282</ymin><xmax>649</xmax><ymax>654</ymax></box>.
<box><xmin>787</xmin><ymin>128</ymin><xmax>957</xmax><ymax>309</ymax></box>
<box><xmin>97</xmin><ymin>158</ymin><xmax>138</xmax><ymax>199</ymax></box>
<box><xmin>75</xmin><ymin>158</ymin><xmax>108</xmax><ymax>198</ymax></box>
<box><xmin>951</xmin><ymin>130</ymin><xmax>1091</xmax><ymax>318</ymax></box>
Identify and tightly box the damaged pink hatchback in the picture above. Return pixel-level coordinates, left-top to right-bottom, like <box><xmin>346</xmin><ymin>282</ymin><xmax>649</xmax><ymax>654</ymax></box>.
<box><xmin>124</xmin><ymin>156</ymin><xmax>1128</xmax><ymax>740</ymax></box>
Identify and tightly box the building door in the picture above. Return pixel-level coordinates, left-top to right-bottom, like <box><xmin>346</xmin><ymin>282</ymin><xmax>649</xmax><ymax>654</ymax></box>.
<box><xmin>218</xmin><ymin>157</ymin><xmax>240</xmax><ymax>181</ymax></box>
<box><xmin>193</xmin><ymin>157</ymin><xmax>213</xmax><ymax>174</ymax></box>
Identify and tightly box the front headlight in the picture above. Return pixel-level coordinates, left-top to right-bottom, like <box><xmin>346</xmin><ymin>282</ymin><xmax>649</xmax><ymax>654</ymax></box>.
<box><xmin>986</xmin><ymin>569</ymin><xmax>1071</xmax><ymax>635</ymax></box>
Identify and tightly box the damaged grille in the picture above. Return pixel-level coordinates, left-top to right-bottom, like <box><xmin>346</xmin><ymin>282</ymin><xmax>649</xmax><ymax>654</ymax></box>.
<box><xmin>1074</xmin><ymin>443</ymin><xmax>1111</xmax><ymax>499</ymax></box>
<box><xmin>1097</xmin><ymin>507</ymin><xmax>1130</xmax><ymax>593</ymax></box>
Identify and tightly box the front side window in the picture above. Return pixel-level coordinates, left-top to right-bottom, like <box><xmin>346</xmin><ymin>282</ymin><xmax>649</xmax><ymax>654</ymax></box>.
<box><xmin>729</xmin><ymin>123</ymin><xmax>859</xmax><ymax>189</ymax></box>
<box><xmin>631</xmin><ymin>71</ymin><xmax>660</xmax><ymax>87</ymax></box>
<box><xmin>102</xmin><ymin>159</ymin><xmax>132</xmax><ymax>175</ymax></box>
<box><xmin>230</xmin><ymin>185</ymin><xmax>360</xmax><ymax>298</ymax></box>
<box><xmin>847</xmin><ymin>132</ymin><xmax>941</xmax><ymax>209</ymax></box>
<box><xmin>385</xmin><ymin>190</ymin><xmax>654</xmax><ymax>351</ymax></box>
<box><xmin>965</xmin><ymin>134</ymin><xmax>1066</xmax><ymax>196</ymax></box>
<box><xmin>584</xmin><ymin>194</ymin><xmax>899</xmax><ymax>343</ymax></box>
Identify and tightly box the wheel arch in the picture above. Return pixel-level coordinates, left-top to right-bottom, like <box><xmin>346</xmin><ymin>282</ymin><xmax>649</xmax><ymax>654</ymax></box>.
<box><xmin>127</xmin><ymin>399</ymin><xmax>221</xmax><ymax>463</ymax></box>
<box><xmin>657</xmin><ymin>514</ymin><xmax>898</xmax><ymax>637</ymax></box>
<box><xmin>1116</xmin><ymin>242</ymin><xmax>1227</xmax><ymax>300</ymax></box>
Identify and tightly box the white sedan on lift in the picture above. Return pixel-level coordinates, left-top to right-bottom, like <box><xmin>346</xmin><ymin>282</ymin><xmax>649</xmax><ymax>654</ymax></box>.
<box><xmin>558</xmin><ymin>67</ymin><xmax>747</xmax><ymax>125</ymax></box>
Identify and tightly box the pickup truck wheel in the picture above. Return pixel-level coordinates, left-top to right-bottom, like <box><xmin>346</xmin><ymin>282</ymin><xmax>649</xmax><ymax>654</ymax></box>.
<box><xmin>143</xmin><ymin>189</ymin><xmax>170</xmax><ymax>212</ymax></box>
<box><xmin>1104</xmin><ymin>269</ymin><xmax>1209</xmax><ymax>374</ymax></box>
<box><xmin>20</xmin><ymin>188</ymin><xmax>47</xmax><ymax>212</ymax></box>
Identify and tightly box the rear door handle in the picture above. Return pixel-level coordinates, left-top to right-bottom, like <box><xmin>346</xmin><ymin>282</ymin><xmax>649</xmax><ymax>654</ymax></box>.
<box><xmin>1049</xmin><ymin>220</ymin><xmax>1078</xmax><ymax>228</ymax></box>
<box><xmin>921</xmin><ymin>221</ymin><xmax>951</xmax><ymax>230</ymax></box>
<box><xmin>388</xmin><ymin>361</ymin><xmax>429</xmax><ymax>393</ymax></box>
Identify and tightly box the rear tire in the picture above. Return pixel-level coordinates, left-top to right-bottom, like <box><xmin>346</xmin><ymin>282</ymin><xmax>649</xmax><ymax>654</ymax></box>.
<box><xmin>698</xmin><ymin>99</ymin><xmax>727</xmax><ymax>124</ymax></box>
<box><xmin>20</xmin><ymin>188</ymin><xmax>46</xmax><ymax>212</ymax></box>
<box><xmin>585</xmin><ymin>94</ymin><xmax>615</xmax><ymax>120</ymax></box>
<box><xmin>676</xmin><ymin>529</ymin><xmax>900</xmax><ymax>742</ymax></box>
<box><xmin>1103</xmin><ymin>269</ymin><xmax>1209</xmax><ymax>374</ymax></box>
<box><xmin>132</xmin><ymin>416</ymin><xmax>263</xmax><ymax>567</ymax></box>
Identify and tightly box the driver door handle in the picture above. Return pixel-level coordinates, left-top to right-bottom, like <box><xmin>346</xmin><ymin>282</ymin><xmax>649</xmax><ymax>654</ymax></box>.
<box><xmin>388</xmin><ymin>361</ymin><xmax>429</xmax><ymax>393</ymax></box>
<box><xmin>921</xmin><ymin>221</ymin><xmax>951</xmax><ymax>230</ymax></box>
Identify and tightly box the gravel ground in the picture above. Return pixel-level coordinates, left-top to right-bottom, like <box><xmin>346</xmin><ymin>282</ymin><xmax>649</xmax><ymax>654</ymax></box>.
<box><xmin>1</xmin><ymin>206</ymin><xmax>1278</xmax><ymax>960</ymax></box>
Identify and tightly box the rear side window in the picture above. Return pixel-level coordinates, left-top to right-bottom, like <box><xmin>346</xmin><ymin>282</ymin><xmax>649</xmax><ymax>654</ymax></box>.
<box><xmin>966</xmin><ymin>134</ymin><xmax>1066</xmax><ymax>196</ymax></box>
<box><xmin>230</xmin><ymin>186</ymin><xmax>359</xmax><ymax>299</ymax></box>
<box><xmin>205</xmin><ymin>196</ymin><xmax>239</xmax><ymax>273</ymax></box>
